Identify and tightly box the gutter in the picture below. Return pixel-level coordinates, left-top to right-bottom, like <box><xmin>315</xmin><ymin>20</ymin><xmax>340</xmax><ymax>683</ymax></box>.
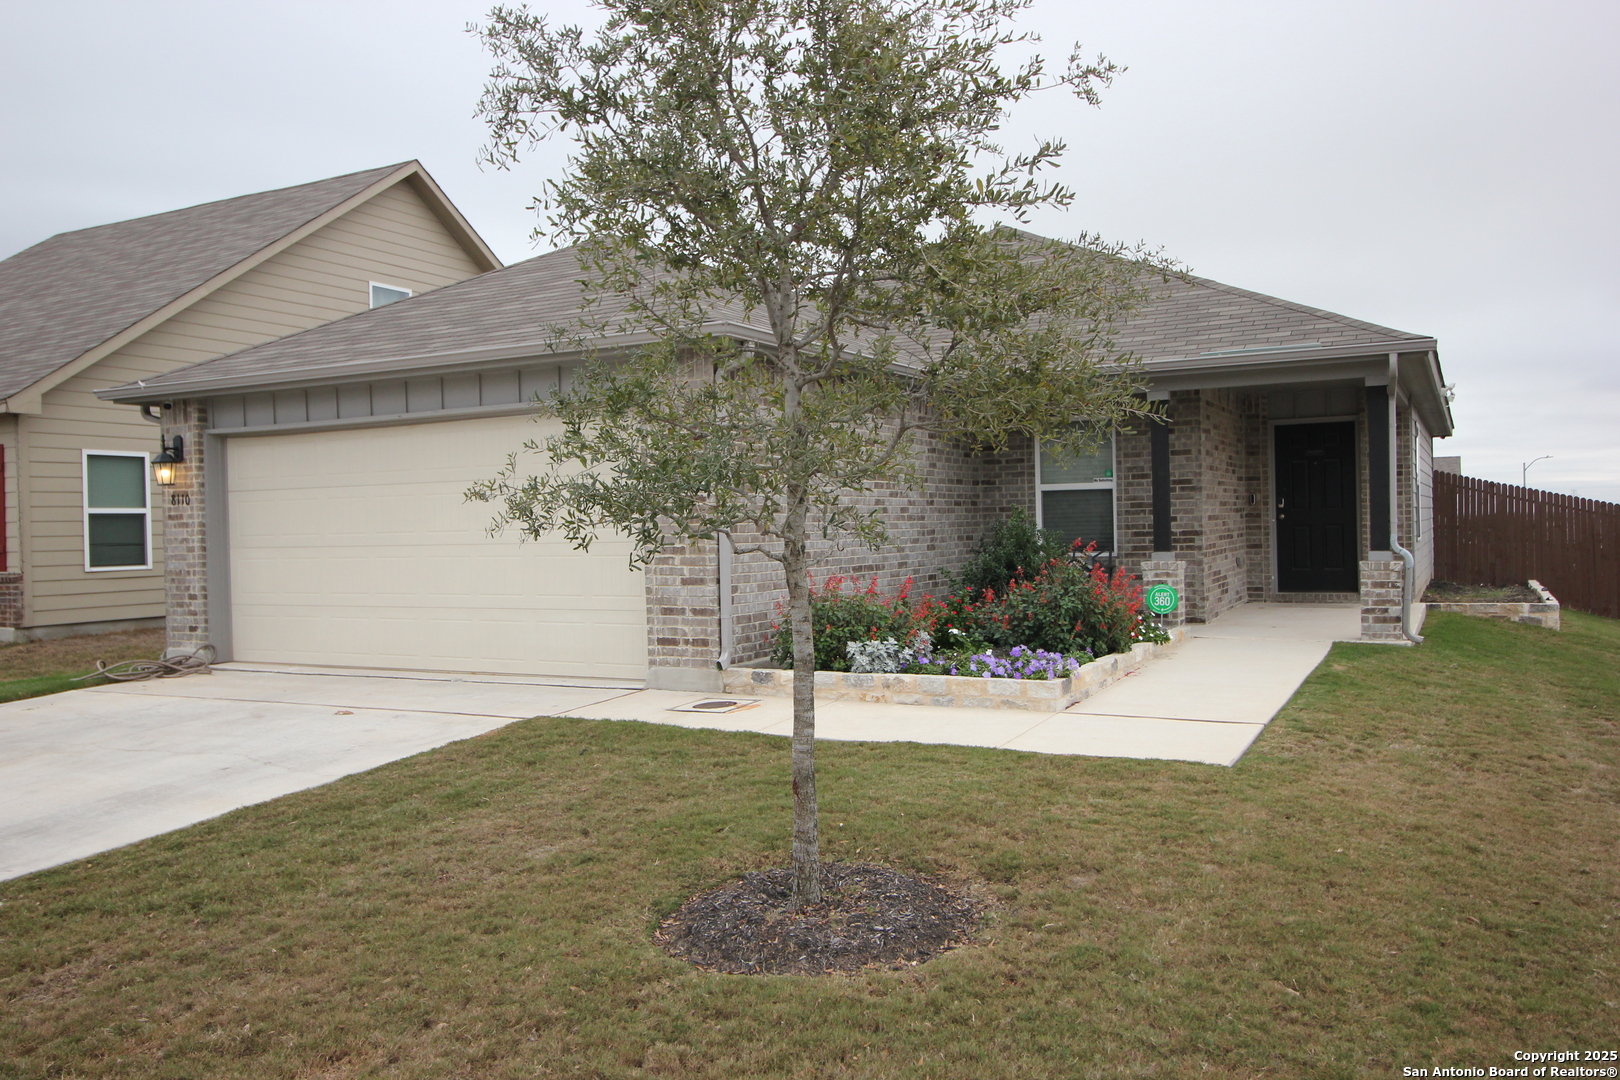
<box><xmin>94</xmin><ymin>319</ymin><xmax>780</xmax><ymax>405</ymax></box>
<box><xmin>1145</xmin><ymin>338</ymin><xmax>1438</xmax><ymax>374</ymax></box>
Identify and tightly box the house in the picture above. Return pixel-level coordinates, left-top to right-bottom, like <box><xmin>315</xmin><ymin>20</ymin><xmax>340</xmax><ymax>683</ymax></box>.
<box><xmin>97</xmin><ymin>247</ymin><xmax>1452</xmax><ymax>689</ymax></box>
<box><xmin>0</xmin><ymin>162</ymin><xmax>500</xmax><ymax>641</ymax></box>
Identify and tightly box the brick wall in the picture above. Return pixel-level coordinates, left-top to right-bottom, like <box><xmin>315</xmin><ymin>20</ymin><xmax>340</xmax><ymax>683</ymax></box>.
<box><xmin>161</xmin><ymin>400</ymin><xmax>210</xmax><ymax>654</ymax></box>
<box><xmin>1114</xmin><ymin>414</ymin><xmax>1154</xmax><ymax>566</ymax></box>
<box><xmin>0</xmin><ymin>573</ymin><xmax>22</xmax><ymax>628</ymax></box>
<box><xmin>644</xmin><ymin>538</ymin><xmax>722</xmax><ymax>669</ymax></box>
<box><xmin>648</xmin><ymin>426</ymin><xmax>1034</xmax><ymax>671</ymax></box>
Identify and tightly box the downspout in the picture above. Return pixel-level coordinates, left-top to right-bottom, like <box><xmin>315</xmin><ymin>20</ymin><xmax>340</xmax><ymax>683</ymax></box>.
<box><xmin>717</xmin><ymin>530</ymin><xmax>735</xmax><ymax>669</ymax></box>
<box><xmin>1386</xmin><ymin>354</ymin><xmax>1423</xmax><ymax>643</ymax></box>
<box><xmin>1390</xmin><ymin>539</ymin><xmax>1422</xmax><ymax>643</ymax></box>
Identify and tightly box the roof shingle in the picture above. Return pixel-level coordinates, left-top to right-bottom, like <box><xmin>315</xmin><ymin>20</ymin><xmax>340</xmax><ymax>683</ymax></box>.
<box><xmin>103</xmin><ymin>245</ymin><xmax>1432</xmax><ymax>400</ymax></box>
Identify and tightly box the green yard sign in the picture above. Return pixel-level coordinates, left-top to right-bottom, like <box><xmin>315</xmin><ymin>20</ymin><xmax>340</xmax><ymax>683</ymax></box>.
<box><xmin>1144</xmin><ymin>583</ymin><xmax>1180</xmax><ymax>616</ymax></box>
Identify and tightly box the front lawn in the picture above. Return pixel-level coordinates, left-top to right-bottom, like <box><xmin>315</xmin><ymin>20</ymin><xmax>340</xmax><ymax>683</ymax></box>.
<box><xmin>0</xmin><ymin>628</ymin><xmax>164</xmax><ymax>702</ymax></box>
<box><xmin>0</xmin><ymin>613</ymin><xmax>1614</xmax><ymax>1078</ymax></box>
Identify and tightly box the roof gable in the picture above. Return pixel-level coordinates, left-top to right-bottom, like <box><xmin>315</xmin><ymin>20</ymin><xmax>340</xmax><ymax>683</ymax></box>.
<box><xmin>0</xmin><ymin>163</ymin><xmax>491</xmax><ymax>402</ymax></box>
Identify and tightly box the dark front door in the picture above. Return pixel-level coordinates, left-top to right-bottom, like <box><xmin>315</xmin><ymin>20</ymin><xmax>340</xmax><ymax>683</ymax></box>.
<box><xmin>1275</xmin><ymin>421</ymin><xmax>1358</xmax><ymax>592</ymax></box>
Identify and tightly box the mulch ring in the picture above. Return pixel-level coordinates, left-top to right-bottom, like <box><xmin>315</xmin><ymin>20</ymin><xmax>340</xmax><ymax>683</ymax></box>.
<box><xmin>656</xmin><ymin>862</ymin><xmax>986</xmax><ymax>975</ymax></box>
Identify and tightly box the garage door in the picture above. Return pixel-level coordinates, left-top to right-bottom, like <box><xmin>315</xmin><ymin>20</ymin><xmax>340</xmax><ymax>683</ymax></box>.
<box><xmin>226</xmin><ymin>413</ymin><xmax>648</xmax><ymax>681</ymax></box>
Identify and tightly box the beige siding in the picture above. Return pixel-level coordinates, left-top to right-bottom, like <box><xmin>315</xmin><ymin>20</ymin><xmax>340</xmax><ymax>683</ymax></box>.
<box><xmin>1413</xmin><ymin>413</ymin><xmax>1435</xmax><ymax>596</ymax></box>
<box><xmin>18</xmin><ymin>181</ymin><xmax>488</xmax><ymax>628</ymax></box>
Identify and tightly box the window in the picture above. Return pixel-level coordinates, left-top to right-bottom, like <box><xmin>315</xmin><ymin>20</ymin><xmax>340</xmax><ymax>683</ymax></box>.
<box><xmin>369</xmin><ymin>282</ymin><xmax>412</xmax><ymax>308</ymax></box>
<box><xmin>1037</xmin><ymin>430</ymin><xmax>1116</xmax><ymax>553</ymax></box>
<box><xmin>83</xmin><ymin>451</ymin><xmax>151</xmax><ymax>570</ymax></box>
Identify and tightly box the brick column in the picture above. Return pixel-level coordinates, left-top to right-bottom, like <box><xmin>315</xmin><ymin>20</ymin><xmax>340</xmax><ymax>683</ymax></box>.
<box><xmin>161</xmin><ymin>401</ymin><xmax>210</xmax><ymax>655</ymax></box>
<box><xmin>644</xmin><ymin>537</ymin><xmax>725</xmax><ymax>692</ymax></box>
<box><xmin>1359</xmin><ymin>558</ymin><xmax>1407</xmax><ymax>642</ymax></box>
<box><xmin>1140</xmin><ymin>558</ymin><xmax>1188</xmax><ymax>629</ymax></box>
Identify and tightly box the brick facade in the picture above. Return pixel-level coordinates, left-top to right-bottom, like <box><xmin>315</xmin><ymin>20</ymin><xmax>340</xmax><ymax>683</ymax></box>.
<box><xmin>154</xmin><ymin>385</ymin><xmax>1415</xmax><ymax>677</ymax></box>
<box><xmin>646</xmin><ymin>426</ymin><xmax>1034</xmax><ymax>674</ymax></box>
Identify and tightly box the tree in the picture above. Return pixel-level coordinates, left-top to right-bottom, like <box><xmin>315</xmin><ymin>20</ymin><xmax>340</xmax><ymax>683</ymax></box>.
<box><xmin>468</xmin><ymin>0</ymin><xmax>1175</xmax><ymax>902</ymax></box>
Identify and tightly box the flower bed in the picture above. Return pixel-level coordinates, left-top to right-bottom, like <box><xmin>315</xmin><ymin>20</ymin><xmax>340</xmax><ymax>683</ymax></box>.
<box><xmin>725</xmin><ymin>629</ymin><xmax>1185</xmax><ymax>711</ymax></box>
<box><xmin>1424</xmin><ymin>579</ymin><xmax>1560</xmax><ymax>631</ymax></box>
<box><xmin>769</xmin><ymin>542</ymin><xmax>1169</xmax><ymax>675</ymax></box>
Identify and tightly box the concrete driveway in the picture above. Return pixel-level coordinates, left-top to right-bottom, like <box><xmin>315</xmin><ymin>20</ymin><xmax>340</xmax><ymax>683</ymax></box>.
<box><xmin>0</xmin><ymin>602</ymin><xmax>1361</xmax><ymax>882</ymax></box>
<box><xmin>0</xmin><ymin>670</ymin><xmax>641</xmax><ymax>882</ymax></box>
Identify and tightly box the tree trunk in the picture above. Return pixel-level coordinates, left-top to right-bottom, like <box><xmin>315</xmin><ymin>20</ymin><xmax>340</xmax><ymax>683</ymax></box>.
<box><xmin>781</xmin><ymin>523</ymin><xmax>822</xmax><ymax>904</ymax></box>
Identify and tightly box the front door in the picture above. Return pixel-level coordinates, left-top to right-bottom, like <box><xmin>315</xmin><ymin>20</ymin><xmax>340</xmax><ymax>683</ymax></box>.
<box><xmin>1275</xmin><ymin>421</ymin><xmax>1358</xmax><ymax>592</ymax></box>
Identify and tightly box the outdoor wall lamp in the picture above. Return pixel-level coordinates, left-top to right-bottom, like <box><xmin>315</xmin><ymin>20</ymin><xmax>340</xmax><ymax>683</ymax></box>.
<box><xmin>151</xmin><ymin>435</ymin><xmax>184</xmax><ymax>486</ymax></box>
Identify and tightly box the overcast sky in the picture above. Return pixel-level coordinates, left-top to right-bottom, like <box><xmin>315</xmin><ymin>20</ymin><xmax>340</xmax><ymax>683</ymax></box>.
<box><xmin>3</xmin><ymin>0</ymin><xmax>1615</xmax><ymax>499</ymax></box>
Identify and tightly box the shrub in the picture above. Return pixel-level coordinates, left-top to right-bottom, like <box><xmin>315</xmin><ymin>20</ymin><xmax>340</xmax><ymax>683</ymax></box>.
<box><xmin>952</xmin><ymin>507</ymin><xmax>1072</xmax><ymax>596</ymax></box>
<box><xmin>845</xmin><ymin>632</ymin><xmax>934</xmax><ymax>674</ymax></box>
<box><xmin>769</xmin><ymin>535</ymin><xmax>1167</xmax><ymax>672</ymax></box>
<box><xmin>975</xmin><ymin>542</ymin><xmax>1169</xmax><ymax>657</ymax></box>
<box><xmin>770</xmin><ymin>575</ymin><xmax>916</xmax><ymax>671</ymax></box>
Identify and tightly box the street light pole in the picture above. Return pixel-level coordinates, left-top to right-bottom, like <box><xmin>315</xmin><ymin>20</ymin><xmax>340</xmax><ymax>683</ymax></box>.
<box><xmin>1522</xmin><ymin>455</ymin><xmax>1552</xmax><ymax>487</ymax></box>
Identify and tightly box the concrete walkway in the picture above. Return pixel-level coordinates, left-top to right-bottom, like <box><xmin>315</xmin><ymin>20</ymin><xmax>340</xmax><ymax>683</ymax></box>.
<box><xmin>0</xmin><ymin>602</ymin><xmax>1357</xmax><ymax>882</ymax></box>
<box><xmin>562</xmin><ymin>601</ymin><xmax>1361</xmax><ymax>766</ymax></box>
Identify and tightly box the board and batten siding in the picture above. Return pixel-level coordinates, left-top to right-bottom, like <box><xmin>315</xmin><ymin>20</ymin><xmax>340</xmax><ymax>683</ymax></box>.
<box><xmin>16</xmin><ymin>180</ymin><xmax>489</xmax><ymax>628</ymax></box>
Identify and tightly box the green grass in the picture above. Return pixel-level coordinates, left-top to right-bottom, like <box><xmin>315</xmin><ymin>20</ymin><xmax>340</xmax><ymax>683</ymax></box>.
<box><xmin>0</xmin><ymin>627</ymin><xmax>165</xmax><ymax>703</ymax></box>
<box><xmin>0</xmin><ymin>673</ymin><xmax>87</xmax><ymax>704</ymax></box>
<box><xmin>0</xmin><ymin>612</ymin><xmax>1615</xmax><ymax>1078</ymax></box>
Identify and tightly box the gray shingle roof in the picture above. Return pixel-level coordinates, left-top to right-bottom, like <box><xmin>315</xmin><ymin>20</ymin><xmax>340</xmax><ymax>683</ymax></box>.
<box><xmin>102</xmin><ymin>245</ymin><xmax>1432</xmax><ymax>400</ymax></box>
<box><xmin>1116</xmin><ymin>274</ymin><xmax>1427</xmax><ymax>359</ymax></box>
<box><xmin>0</xmin><ymin>163</ymin><xmax>409</xmax><ymax>400</ymax></box>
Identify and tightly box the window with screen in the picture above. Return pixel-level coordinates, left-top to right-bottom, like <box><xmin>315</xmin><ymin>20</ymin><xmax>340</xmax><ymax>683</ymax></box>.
<box><xmin>1037</xmin><ymin>431</ymin><xmax>1116</xmax><ymax>553</ymax></box>
<box><xmin>83</xmin><ymin>451</ymin><xmax>151</xmax><ymax>570</ymax></box>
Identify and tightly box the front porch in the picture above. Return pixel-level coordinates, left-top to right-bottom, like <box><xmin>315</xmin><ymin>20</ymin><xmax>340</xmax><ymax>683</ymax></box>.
<box><xmin>1103</xmin><ymin>361</ymin><xmax>1437</xmax><ymax>644</ymax></box>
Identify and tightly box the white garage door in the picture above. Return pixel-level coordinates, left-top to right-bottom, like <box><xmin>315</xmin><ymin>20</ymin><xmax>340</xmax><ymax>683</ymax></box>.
<box><xmin>226</xmin><ymin>413</ymin><xmax>648</xmax><ymax>681</ymax></box>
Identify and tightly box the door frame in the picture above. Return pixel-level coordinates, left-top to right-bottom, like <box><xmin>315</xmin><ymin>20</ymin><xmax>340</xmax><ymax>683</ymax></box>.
<box><xmin>1269</xmin><ymin>415</ymin><xmax>1360</xmax><ymax>594</ymax></box>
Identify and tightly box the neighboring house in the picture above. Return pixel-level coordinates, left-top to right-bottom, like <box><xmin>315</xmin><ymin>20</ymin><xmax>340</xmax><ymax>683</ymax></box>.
<box><xmin>99</xmin><ymin>247</ymin><xmax>1452</xmax><ymax>688</ymax></box>
<box><xmin>0</xmin><ymin>162</ymin><xmax>500</xmax><ymax>641</ymax></box>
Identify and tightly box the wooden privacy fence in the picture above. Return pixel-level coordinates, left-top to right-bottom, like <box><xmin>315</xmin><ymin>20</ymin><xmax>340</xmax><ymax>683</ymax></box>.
<box><xmin>1434</xmin><ymin>471</ymin><xmax>1620</xmax><ymax>619</ymax></box>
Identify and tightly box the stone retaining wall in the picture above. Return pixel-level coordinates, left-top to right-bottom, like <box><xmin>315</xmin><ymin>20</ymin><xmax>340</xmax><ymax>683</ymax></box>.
<box><xmin>721</xmin><ymin>628</ymin><xmax>1186</xmax><ymax>711</ymax></box>
<box><xmin>1426</xmin><ymin>580</ymin><xmax>1561</xmax><ymax>631</ymax></box>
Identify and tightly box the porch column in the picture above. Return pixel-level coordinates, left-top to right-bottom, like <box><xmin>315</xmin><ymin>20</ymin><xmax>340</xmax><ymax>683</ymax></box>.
<box><xmin>163</xmin><ymin>399</ymin><xmax>213</xmax><ymax>656</ymax></box>
<box><xmin>1150</xmin><ymin>415</ymin><xmax>1172</xmax><ymax>556</ymax></box>
<box><xmin>1365</xmin><ymin>383</ymin><xmax>1391</xmax><ymax>555</ymax></box>
<box><xmin>1144</xmin><ymin>398</ymin><xmax>1186</xmax><ymax>626</ymax></box>
<box><xmin>1361</xmin><ymin>380</ymin><xmax>1406</xmax><ymax>640</ymax></box>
